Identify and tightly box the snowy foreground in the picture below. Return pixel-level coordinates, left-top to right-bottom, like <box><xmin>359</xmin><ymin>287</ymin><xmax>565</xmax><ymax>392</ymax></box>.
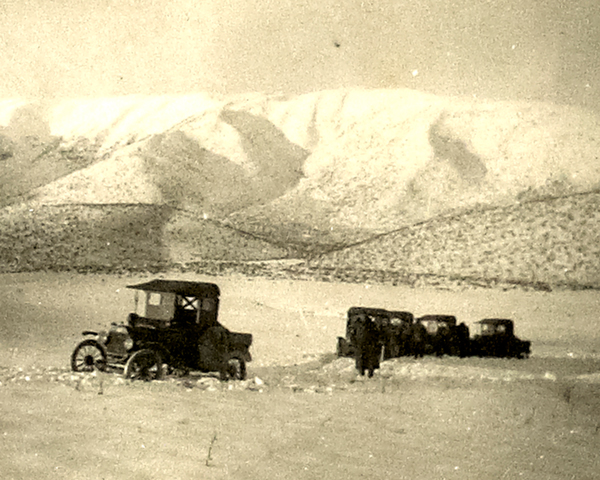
<box><xmin>1</xmin><ymin>272</ymin><xmax>600</xmax><ymax>479</ymax></box>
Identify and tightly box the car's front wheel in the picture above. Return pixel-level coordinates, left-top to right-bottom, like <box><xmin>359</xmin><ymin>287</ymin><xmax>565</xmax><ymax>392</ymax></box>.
<box><xmin>71</xmin><ymin>339</ymin><xmax>108</xmax><ymax>372</ymax></box>
<box><xmin>124</xmin><ymin>349</ymin><xmax>164</xmax><ymax>381</ymax></box>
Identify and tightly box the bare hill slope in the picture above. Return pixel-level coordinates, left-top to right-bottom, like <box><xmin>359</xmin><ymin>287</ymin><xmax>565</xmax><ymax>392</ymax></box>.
<box><xmin>2</xmin><ymin>90</ymin><xmax>598</xmax><ymax>220</ymax></box>
<box><xmin>0</xmin><ymin>204</ymin><xmax>291</xmax><ymax>273</ymax></box>
<box><xmin>308</xmin><ymin>191</ymin><xmax>600</xmax><ymax>289</ymax></box>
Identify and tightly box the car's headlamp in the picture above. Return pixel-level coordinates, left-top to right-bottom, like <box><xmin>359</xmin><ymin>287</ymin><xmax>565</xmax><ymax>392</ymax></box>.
<box><xmin>124</xmin><ymin>338</ymin><xmax>134</xmax><ymax>351</ymax></box>
<box><xmin>98</xmin><ymin>331</ymin><xmax>109</xmax><ymax>345</ymax></box>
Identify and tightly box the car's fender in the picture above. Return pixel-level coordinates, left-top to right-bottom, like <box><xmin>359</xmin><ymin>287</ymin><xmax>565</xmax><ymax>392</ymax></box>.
<box><xmin>130</xmin><ymin>342</ymin><xmax>170</xmax><ymax>364</ymax></box>
<box><xmin>81</xmin><ymin>329</ymin><xmax>110</xmax><ymax>346</ymax></box>
<box><xmin>229</xmin><ymin>349</ymin><xmax>252</xmax><ymax>363</ymax></box>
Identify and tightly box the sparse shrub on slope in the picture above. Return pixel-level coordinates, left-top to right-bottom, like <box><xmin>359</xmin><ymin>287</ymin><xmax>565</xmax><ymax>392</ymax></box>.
<box><xmin>0</xmin><ymin>203</ymin><xmax>297</xmax><ymax>274</ymax></box>
<box><xmin>0</xmin><ymin>204</ymin><xmax>171</xmax><ymax>273</ymax></box>
<box><xmin>163</xmin><ymin>208</ymin><xmax>296</xmax><ymax>263</ymax></box>
<box><xmin>309</xmin><ymin>192</ymin><xmax>600</xmax><ymax>289</ymax></box>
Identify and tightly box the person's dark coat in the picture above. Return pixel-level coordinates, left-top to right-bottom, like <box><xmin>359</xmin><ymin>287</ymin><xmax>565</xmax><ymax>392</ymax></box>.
<box><xmin>349</xmin><ymin>315</ymin><xmax>382</xmax><ymax>377</ymax></box>
<box><xmin>455</xmin><ymin>322</ymin><xmax>471</xmax><ymax>358</ymax></box>
<box><xmin>408</xmin><ymin>321</ymin><xmax>428</xmax><ymax>359</ymax></box>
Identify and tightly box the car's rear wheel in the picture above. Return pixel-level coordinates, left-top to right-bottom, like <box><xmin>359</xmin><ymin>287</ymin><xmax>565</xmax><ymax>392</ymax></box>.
<box><xmin>226</xmin><ymin>357</ymin><xmax>247</xmax><ymax>381</ymax></box>
<box><xmin>71</xmin><ymin>339</ymin><xmax>108</xmax><ymax>372</ymax></box>
<box><xmin>124</xmin><ymin>349</ymin><xmax>164</xmax><ymax>381</ymax></box>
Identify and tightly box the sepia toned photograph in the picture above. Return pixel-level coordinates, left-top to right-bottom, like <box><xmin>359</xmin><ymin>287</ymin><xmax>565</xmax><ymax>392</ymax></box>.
<box><xmin>1</xmin><ymin>0</ymin><xmax>599</xmax><ymax>478</ymax></box>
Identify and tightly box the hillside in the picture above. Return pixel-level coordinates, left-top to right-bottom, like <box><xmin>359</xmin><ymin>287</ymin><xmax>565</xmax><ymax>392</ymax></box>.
<box><xmin>1</xmin><ymin>89</ymin><xmax>600</xmax><ymax>287</ymax></box>
<box><xmin>307</xmin><ymin>191</ymin><xmax>600</xmax><ymax>289</ymax></box>
<box><xmin>0</xmin><ymin>204</ymin><xmax>292</xmax><ymax>273</ymax></box>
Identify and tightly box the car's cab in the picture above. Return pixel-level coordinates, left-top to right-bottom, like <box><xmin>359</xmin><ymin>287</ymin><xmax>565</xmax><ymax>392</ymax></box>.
<box><xmin>473</xmin><ymin>318</ymin><xmax>513</xmax><ymax>336</ymax></box>
<box><xmin>417</xmin><ymin>315</ymin><xmax>457</xmax><ymax>335</ymax></box>
<box><xmin>127</xmin><ymin>279</ymin><xmax>220</xmax><ymax>330</ymax></box>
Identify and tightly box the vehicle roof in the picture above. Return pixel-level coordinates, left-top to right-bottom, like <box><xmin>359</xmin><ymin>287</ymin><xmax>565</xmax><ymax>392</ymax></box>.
<box><xmin>348</xmin><ymin>306</ymin><xmax>399</xmax><ymax>316</ymax></box>
<box><xmin>418</xmin><ymin>315</ymin><xmax>457</xmax><ymax>323</ymax></box>
<box><xmin>475</xmin><ymin>318</ymin><xmax>514</xmax><ymax>325</ymax></box>
<box><xmin>388</xmin><ymin>310</ymin><xmax>414</xmax><ymax>319</ymax></box>
<box><xmin>347</xmin><ymin>307</ymin><xmax>413</xmax><ymax>320</ymax></box>
<box><xmin>126</xmin><ymin>279</ymin><xmax>220</xmax><ymax>297</ymax></box>
<box><xmin>348</xmin><ymin>306</ymin><xmax>390</xmax><ymax>316</ymax></box>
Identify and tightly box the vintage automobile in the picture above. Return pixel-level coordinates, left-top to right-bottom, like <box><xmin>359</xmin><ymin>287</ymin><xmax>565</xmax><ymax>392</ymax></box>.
<box><xmin>70</xmin><ymin>279</ymin><xmax>253</xmax><ymax>381</ymax></box>
<box><xmin>416</xmin><ymin>314</ymin><xmax>470</xmax><ymax>357</ymax></box>
<box><xmin>336</xmin><ymin>306</ymin><xmax>414</xmax><ymax>360</ymax></box>
<box><xmin>470</xmin><ymin>318</ymin><xmax>531</xmax><ymax>359</ymax></box>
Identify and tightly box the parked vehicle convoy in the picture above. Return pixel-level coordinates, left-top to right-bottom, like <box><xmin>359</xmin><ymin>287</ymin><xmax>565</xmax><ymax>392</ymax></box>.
<box><xmin>71</xmin><ymin>279</ymin><xmax>253</xmax><ymax>381</ymax></box>
<box><xmin>70</xmin><ymin>285</ymin><xmax>531</xmax><ymax>383</ymax></box>
<box><xmin>337</xmin><ymin>307</ymin><xmax>531</xmax><ymax>371</ymax></box>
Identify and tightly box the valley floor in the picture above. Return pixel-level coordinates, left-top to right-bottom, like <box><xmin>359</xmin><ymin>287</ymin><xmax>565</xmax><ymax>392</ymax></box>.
<box><xmin>1</xmin><ymin>273</ymin><xmax>600</xmax><ymax>479</ymax></box>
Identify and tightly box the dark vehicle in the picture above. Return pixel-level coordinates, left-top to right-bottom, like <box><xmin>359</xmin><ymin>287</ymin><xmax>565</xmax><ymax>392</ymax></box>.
<box><xmin>417</xmin><ymin>315</ymin><xmax>457</xmax><ymax>356</ymax></box>
<box><xmin>337</xmin><ymin>307</ymin><xmax>414</xmax><ymax>357</ymax></box>
<box><xmin>416</xmin><ymin>315</ymin><xmax>470</xmax><ymax>357</ymax></box>
<box><xmin>337</xmin><ymin>307</ymin><xmax>377</xmax><ymax>358</ymax></box>
<box><xmin>337</xmin><ymin>307</ymin><xmax>414</xmax><ymax>372</ymax></box>
<box><xmin>338</xmin><ymin>307</ymin><xmax>383</xmax><ymax>358</ymax></box>
<box><xmin>470</xmin><ymin>318</ymin><xmax>531</xmax><ymax>359</ymax></box>
<box><xmin>71</xmin><ymin>280</ymin><xmax>253</xmax><ymax>381</ymax></box>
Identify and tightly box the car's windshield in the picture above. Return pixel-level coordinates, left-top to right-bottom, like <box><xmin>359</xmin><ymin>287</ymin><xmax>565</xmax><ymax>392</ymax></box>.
<box><xmin>477</xmin><ymin>323</ymin><xmax>497</xmax><ymax>335</ymax></box>
<box><xmin>422</xmin><ymin>321</ymin><xmax>438</xmax><ymax>334</ymax></box>
<box><xmin>177</xmin><ymin>295</ymin><xmax>199</xmax><ymax>311</ymax></box>
<box><xmin>133</xmin><ymin>291</ymin><xmax>176</xmax><ymax>321</ymax></box>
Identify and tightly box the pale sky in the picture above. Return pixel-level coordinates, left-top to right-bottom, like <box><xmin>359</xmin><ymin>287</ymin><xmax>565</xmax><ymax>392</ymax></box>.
<box><xmin>1</xmin><ymin>0</ymin><xmax>599</xmax><ymax>111</ymax></box>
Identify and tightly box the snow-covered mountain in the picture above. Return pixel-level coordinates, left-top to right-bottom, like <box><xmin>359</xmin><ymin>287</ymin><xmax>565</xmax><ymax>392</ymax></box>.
<box><xmin>3</xmin><ymin>89</ymin><xmax>599</xmax><ymax>220</ymax></box>
<box><xmin>1</xmin><ymin>89</ymin><xmax>600</xmax><ymax>287</ymax></box>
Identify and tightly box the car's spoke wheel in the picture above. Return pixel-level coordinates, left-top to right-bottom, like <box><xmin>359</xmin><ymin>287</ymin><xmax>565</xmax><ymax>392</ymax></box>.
<box><xmin>226</xmin><ymin>357</ymin><xmax>246</xmax><ymax>381</ymax></box>
<box><xmin>124</xmin><ymin>349</ymin><xmax>163</xmax><ymax>381</ymax></box>
<box><xmin>71</xmin><ymin>339</ymin><xmax>108</xmax><ymax>372</ymax></box>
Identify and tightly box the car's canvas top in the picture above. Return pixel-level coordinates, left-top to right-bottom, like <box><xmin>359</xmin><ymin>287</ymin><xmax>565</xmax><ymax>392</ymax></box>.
<box><xmin>127</xmin><ymin>279</ymin><xmax>220</xmax><ymax>297</ymax></box>
<box><xmin>347</xmin><ymin>307</ymin><xmax>413</xmax><ymax>320</ymax></box>
<box><xmin>347</xmin><ymin>306</ymin><xmax>392</xmax><ymax>317</ymax></box>
<box><xmin>418</xmin><ymin>315</ymin><xmax>457</xmax><ymax>324</ymax></box>
<box><xmin>476</xmin><ymin>318</ymin><xmax>513</xmax><ymax>326</ymax></box>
